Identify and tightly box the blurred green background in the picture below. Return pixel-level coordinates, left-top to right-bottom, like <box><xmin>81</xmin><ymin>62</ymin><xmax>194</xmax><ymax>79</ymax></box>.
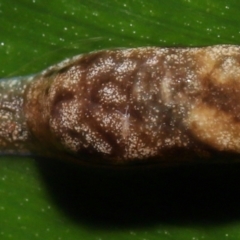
<box><xmin>1</xmin><ymin>0</ymin><xmax>240</xmax><ymax>239</ymax></box>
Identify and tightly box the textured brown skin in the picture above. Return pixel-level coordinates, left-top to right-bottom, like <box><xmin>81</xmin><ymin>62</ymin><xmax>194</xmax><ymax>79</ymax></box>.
<box><xmin>17</xmin><ymin>46</ymin><xmax>240</xmax><ymax>164</ymax></box>
<box><xmin>20</xmin><ymin>45</ymin><xmax>240</xmax><ymax>165</ymax></box>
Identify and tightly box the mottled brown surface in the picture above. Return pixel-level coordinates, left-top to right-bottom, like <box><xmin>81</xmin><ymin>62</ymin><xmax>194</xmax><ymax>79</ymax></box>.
<box><xmin>0</xmin><ymin>78</ymin><xmax>31</xmax><ymax>154</ymax></box>
<box><xmin>3</xmin><ymin>45</ymin><xmax>240</xmax><ymax>165</ymax></box>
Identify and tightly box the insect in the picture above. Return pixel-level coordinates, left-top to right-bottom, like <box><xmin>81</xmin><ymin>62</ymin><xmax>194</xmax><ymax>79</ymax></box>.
<box><xmin>1</xmin><ymin>45</ymin><xmax>240</xmax><ymax>166</ymax></box>
<box><xmin>116</xmin><ymin>105</ymin><xmax>131</xmax><ymax>140</ymax></box>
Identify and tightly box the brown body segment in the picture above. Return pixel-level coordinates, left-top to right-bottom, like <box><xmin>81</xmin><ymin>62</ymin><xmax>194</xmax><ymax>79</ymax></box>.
<box><xmin>2</xmin><ymin>45</ymin><xmax>240</xmax><ymax>165</ymax></box>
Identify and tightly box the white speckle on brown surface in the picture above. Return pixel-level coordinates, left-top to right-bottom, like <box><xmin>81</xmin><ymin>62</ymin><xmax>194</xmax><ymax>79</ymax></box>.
<box><xmin>2</xmin><ymin>45</ymin><xmax>240</xmax><ymax>165</ymax></box>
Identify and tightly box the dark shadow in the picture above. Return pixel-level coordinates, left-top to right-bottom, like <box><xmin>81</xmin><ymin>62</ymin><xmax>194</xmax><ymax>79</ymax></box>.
<box><xmin>36</xmin><ymin>157</ymin><xmax>240</xmax><ymax>229</ymax></box>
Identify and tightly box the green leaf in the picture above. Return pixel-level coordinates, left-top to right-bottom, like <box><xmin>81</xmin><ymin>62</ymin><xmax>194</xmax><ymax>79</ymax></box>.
<box><xmin>1</xmin><ymin>0</ymin><xmax>240</xmax><ymax>239</ymax></box>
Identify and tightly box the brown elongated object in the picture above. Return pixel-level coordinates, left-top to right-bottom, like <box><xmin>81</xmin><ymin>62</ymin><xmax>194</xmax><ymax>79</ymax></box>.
<box><xmin>1</xmin><ymin>45</ymin><xmax>240</xmax><ymax>166</ymax></box>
